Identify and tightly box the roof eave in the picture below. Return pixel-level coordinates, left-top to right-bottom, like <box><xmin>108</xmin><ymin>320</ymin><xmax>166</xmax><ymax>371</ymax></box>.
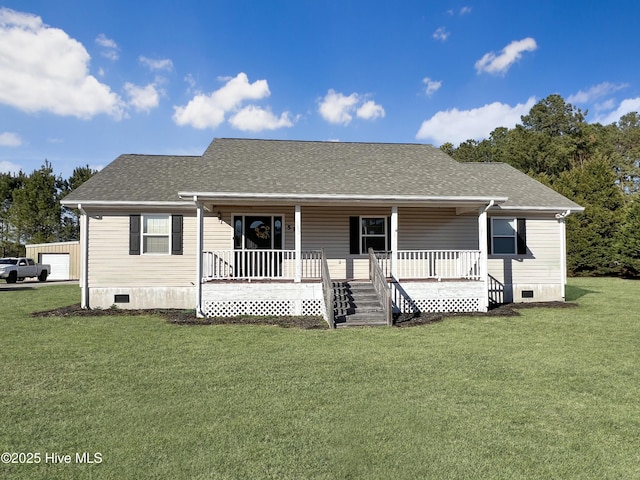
<box><xmin>60</xmin><ymin>199</ymin><xmax>193</xmax><ymax>210</ymax></box>
<box><xmin>178</xmin><ymin>191</ymin><xmax>509</xmax><ymax>206</ymax></box>
<box><xmin>491</xmin><ymin>205</ymin><xmax>585</xmax><ymax>214</ymax></box>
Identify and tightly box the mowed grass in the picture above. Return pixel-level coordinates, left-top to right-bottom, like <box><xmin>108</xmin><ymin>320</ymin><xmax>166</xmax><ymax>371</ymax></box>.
<box><xmin>1</xmin><ymin>279</ymin><xmax>639</xmax><ymax>479</ymax></box>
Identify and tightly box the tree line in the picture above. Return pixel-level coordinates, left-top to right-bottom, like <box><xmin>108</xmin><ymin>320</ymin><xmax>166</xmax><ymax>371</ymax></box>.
<box><xmin>441</xmin><ymin>94</ymin><xmax>640</xmax><ymax>277</ymax></box>
<box><xmin>0</xmin><ymin>163</ymin><xmax>96</xmax><ymax>257</ymax></box>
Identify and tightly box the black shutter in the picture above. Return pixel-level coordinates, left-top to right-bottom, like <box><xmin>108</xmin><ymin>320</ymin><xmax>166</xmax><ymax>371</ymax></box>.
<box><xmin>486</xmin><ymin>217</ymin><xmax>492</xmax><ymax>255</ymax></box>
<box><xmin>517</xmin><ymin>218</ymin><xmax>527</xmax><ymax>254</ymax></box>
<box><xmin>129</xmin><ymin>215</ymin><xmax>141</xmax><ymax>255</ymax></box>
<box><xmin>386</xmin><ymin>216</ymin><xmax>391</xmax><ymax>251</ymax></box>
<box><xmin>349</xmin><ymin>216</ymin><xmax>360</xmax><ymax>254</ymax></box>
<box><xmin>171</xmin><ymin>215</ymin><xmax>183</xmax><ymax>255</ymax></box>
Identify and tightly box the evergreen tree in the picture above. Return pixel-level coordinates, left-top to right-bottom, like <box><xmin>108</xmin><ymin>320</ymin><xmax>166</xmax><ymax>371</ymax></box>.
<box><xmin>554</xmin><ymin>155</ymin><xmax>625</xmax><ymax>275</ymax></box>
<box><xmin>615</xmin><ymin>195</ymin><xmax>640</xmax><ymax>276</ymax></box>
<box><xmin>7</xmin><ymin>161</ymin><xmax>63</xmax><ymax>245</ymax></box>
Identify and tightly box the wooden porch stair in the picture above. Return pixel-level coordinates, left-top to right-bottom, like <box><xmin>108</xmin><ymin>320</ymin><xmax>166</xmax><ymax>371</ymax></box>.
<box><xmin>333</xmin><ymin>281</ymin><xmax>387</xmax><ymax>327</ymax></box>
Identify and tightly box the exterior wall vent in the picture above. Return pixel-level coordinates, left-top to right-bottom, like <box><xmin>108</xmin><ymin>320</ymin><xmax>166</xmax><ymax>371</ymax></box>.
<box><xmin>521</xmin><ymin>290</ymin><xmax>534</xmax><ymax>299</ymax></box>
<box><xmin>114</xmin><ymin>294</ymin><xmax>130</xmax><ymax>303</ymax></box>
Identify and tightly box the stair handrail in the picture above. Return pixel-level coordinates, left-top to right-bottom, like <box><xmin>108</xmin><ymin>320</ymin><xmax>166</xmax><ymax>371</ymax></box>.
<box><xmin>321</xmin><ymin>249</ymin><xmax>335</xmax><ymax>329</ymax></box>
<box><xmin>368</xmin><ymin>248</ymin><xmax>393</xmax><ymax>326</ymax></box>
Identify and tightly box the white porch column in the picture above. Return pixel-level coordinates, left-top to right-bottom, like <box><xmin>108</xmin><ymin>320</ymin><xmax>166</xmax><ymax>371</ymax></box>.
<box><xmin>195</xmin><ymin>199</ymin><xmax>205</xmax><ymax>317</ymax></box>
<box><xmin>391</xmin><ymin>206</ymin><xmax>398</xmax><ymax>278</ymax></box>
<box><xmin>478</xmin><ymin>205</ymin><xmax>490</xmax><ymax>312</ymax></box>
<box><xmin>294</xmin><ymin>204</ymin><xmax>302</xmax><ymax>282</ymax></box>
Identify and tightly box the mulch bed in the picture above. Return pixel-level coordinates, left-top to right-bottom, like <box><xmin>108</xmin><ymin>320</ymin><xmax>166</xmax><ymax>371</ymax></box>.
<box><xmin>32</xmin><ymin>301</ymin><xmax>578</xmax><ymax>329</ymax></box>
<box><xmin>394</xmin><ymin>301</ymin><xmax>578</xmax><ymax>327</ymax></box>
<box><xmin>31</xmin><ymin>304</ymin><xmax>327</xmax><ymax>329</ymax></box>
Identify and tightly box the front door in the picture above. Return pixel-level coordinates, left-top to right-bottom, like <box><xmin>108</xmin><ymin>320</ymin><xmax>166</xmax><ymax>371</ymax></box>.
<box><xmin>233</xmin><ymin>215</ymin><xmax>283</xmax><ymax>277</ymax></box>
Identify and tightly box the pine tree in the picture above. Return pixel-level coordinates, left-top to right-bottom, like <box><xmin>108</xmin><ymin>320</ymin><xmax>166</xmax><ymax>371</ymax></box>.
<box><xmin>554</xmin><ymin>155</ymin><xmax>625</xmax><ymax>275</ymax></box>
<box><xmin>616</xmin><ymin>195</ymin><xmax>640</xmax><ymax>276</ymax></box>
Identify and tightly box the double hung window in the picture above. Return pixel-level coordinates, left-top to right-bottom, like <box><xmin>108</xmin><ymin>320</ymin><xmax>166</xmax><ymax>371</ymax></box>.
<box><xmin>489</xmin><ymin>218</ymin><xmax>527</xmax><ymax>255</ymax></box>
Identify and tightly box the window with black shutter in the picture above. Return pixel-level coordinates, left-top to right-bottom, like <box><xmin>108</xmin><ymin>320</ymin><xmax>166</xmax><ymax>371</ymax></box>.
<box><xmin>488</xmin><ymin>217</ymin><xmax>527</xmax><ymax>255</ymax></box>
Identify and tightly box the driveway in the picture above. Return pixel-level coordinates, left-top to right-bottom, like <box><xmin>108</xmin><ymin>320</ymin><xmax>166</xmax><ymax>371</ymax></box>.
<box><xmin>0</xmin><ymin>280</ymin><xmax>79</xmax><ymax>291</ymax></box>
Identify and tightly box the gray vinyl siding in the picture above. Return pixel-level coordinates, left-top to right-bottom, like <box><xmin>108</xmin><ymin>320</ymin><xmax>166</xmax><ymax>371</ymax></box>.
<box><xmin>87</xmin><ymin>212</ymin><xmax>197</xmax><ymax>288</ymax></box>
<box><xmin>487</xmin><ymin>215</ymin><xmax>562</xmax><ymax>300</ymax></box>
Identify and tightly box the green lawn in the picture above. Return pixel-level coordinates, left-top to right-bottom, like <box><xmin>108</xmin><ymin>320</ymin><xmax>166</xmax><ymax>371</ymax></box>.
<box><xmin>1</xmin><ymin>278</ymin><xmax>639</xmax><ymax>479</ymax></box>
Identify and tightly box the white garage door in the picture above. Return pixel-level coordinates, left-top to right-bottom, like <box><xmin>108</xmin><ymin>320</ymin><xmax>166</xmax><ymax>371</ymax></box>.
<box><xmin>40</xmin><ymin>253</ymin><xmax>70</xmax><ymax>281</ymax></box>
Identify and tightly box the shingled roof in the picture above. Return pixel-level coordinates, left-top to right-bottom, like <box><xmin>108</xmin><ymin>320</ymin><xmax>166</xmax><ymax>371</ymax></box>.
<box><xmin>61</xmin><ymin>138</ymin><xmax>582</xmax><ymax>211</ymax></box>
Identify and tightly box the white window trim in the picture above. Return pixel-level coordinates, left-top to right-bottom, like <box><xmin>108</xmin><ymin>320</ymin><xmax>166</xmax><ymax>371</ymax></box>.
<box><xmin>141</xmin><ymin>214</ymin><xmax>172</xmax><ymax>255</ymax></box>
<box><xmin>232</xmin><ymin>213</ymin><xmax>285</xmax><ymax>250</ymax></box>
<box><xmin>490</xmin><ymin>217</ymin><xmax>518</xmax><ymax>256</ymax></box>
<box><xmin>360</xmin><ymin>216</ymin><xmax>387</xmax><ymax>254</ymax></box>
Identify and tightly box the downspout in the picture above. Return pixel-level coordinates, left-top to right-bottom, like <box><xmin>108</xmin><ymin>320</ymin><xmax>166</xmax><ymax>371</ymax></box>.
<box><xmin>195</xmin><ymin>196</ymin><xmax>205</xmax><ymax>317</ymax></box>
<box><xmin>555</xmin><ymin>209</ymin><xmax>571</xmax><ymax>299</ymax></box>
<box><xmin>78</xmin><ymin>204</ymin><xmax>90</xmax><ymax>309</ymax></box>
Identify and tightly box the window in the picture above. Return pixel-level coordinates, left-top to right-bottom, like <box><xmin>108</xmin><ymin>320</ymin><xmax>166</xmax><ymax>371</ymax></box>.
<box><xmin>489</xmin><ymin>218</ymin><xmax>527</xmax><ymax>255</ymax></box>
<box><xmin>142</xmin><ymin>215</ymin><xmax>171</xmax><ymax>254</ymax></box>
<box><xmin>233</xmin><ymin>215</ymin><xmax>283</xmax><ymax>250</ymax></box>
<box><xmin>129</xmin><ymin>214</ymin><xmax>183</xmax><ymax>255</ymax></box>
<box><xmin>361</xmin><ymin>217</ymin><xmax>386</xmax><ymax>252</ymax></box>
<box><xmin>350</xmin><ymin>216</ymin><xmax>389</xmax><ymax>254</ymax></box>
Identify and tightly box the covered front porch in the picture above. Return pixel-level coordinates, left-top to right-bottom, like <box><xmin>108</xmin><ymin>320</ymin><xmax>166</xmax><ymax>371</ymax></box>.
<box><xmin>184</xmin><ymin>196</ymin><xmax>501</xmax><ymax>320</ymax></box>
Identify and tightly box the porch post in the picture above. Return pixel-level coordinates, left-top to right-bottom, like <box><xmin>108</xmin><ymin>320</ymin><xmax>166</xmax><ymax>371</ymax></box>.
<box><xmin>390</xmin><ymin>206</ymin><xmax>398</xmax><ymax>278</ymax></box>
<box><xmin>478</xmin><ymin>205</ymin><xmax>490</xmax><ymax>312</ymax></box>
<box><xmin>294</xmin><ymin>204</ymin><xmax>302</xmax><ymax>282</ymax></box>
<box><xmin>195</xmin><ymin>199</ymin><xmax>205</xmax><ymax>317</ymax></box>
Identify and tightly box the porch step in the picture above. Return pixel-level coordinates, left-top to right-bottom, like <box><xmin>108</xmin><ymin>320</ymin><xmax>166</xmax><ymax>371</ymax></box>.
<box><xmin>333</xmin><ymin>281</ymin><xmax>387</xmax><ymax>327</ymax></box>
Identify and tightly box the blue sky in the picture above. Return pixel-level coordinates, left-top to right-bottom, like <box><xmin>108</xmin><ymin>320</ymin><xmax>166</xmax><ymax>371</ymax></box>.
<box><xmin>1</xmin><ymin>0</ymin><xmax>640</xmax><ymax>178</ymax></box>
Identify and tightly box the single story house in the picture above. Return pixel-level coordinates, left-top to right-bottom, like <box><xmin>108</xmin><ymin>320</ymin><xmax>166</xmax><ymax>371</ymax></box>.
<box><xmin>61</xmin><ymin>138</ymin><xmax>583</xmax><ymax>325</ymax></box>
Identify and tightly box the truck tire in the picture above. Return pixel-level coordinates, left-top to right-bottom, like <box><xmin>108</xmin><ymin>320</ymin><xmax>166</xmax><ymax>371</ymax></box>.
<box><xmin>38</xmin><ymin>271</ymin><xmax>48</xmax><ymax>282</ymax></box>
<box><xmin>7</xmin><ymin>271</ymin><xmax>17</xmax><ymax>283</ymax></box>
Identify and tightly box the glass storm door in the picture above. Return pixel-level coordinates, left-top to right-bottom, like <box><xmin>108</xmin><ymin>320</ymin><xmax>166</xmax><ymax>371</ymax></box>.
<box><xmin>233</xmin><ymin>215</ymin><xmax>283</xmax><ymax>277</ymax></box>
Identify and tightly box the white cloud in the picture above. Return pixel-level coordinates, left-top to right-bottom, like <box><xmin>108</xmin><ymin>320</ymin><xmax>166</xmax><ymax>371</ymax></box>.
<box><xmin>124</xmin><ymin>82</ymin><xmax>160</xmax><ymax>113</ymax></box>
<box><xmin>229</xmin><ymin>105</ymin><xmax>294</xmax><ymax>131</ymax></box>
<box><xmin>423</xmin><ymin>77</ymin><xmax>442</xmax><ymax>96</ymax></box>
<box><xmin>432</xmin><ymin>27</ymin><xmax>450</xmax><ymax>41</ymax></box>
<box><xmin>416</xmin><ymin>97</ymin><xmax>537</xmax><ymax>145</ymax></box>
<box><xmin>460</xmin><ymin>6</ymin><xmax>472</xmax><ymax>15</ymax></box>
<box><xmin>318</xmin><ymin>90</ymin><xmax>360</xmax><ymax>125</ymax></box>
<box><xmin>0</xmin><ymin>8</ymin><xmax>124</xmax><ymax>119</ymax></box>
<box><xmin>475</xmin><ymin>38</ymin><xmax>537</xmax><ymax>75</ymax></box>
<box><xmin>567</xmin><ymin>82</ymin><xmax>628</xmax><ymax>104</ymax></box>
<box><xmin>0</xmin><ymin>160</ymin><xmax>22</xmax><ymax>174</ymax></box>
<box><xmin>593</xmin><ymin>97</ymin><xmax>640</xmax><ymax>125</ymax></box>
<box><xmin>318</xmin><ymin>89</ymin><xmax>385</xmax><ymax>125</ymax></box>
<box><xmin>139</xmin><ymin>56</ymin><xmax>174</xmax><ymax>72</ymax></box>
<box><xmin>0</xmin><ymin>132</ymin><xmax>22</xmax><ymax>147</ymax></box>
<box><xmin>95</xmin><ymin>33</ymin><xmax>119</xmax><ymax>60</ymax></box>
<box><xmin>357</xmin><ymin>100</ymin><xmax>385</xmax><ymax>120</ymax></box>
<box><xmin>173</xmin><ymin>72</ymin><xmax>294</xmax><ymax>131</ymax></box>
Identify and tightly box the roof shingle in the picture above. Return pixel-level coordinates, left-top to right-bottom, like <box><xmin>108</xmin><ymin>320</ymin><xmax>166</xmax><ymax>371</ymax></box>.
<box><xmin>62</xmin><ymin>138</ymin><xmax>582</xmax><ymax>211</ymax></box>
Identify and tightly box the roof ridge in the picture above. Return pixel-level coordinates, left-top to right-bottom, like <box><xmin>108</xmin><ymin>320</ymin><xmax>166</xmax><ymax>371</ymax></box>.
<box><xmin>214</xmin><ymin>137</ymin><xmax>436</xmax><ymax>147</ymax></box>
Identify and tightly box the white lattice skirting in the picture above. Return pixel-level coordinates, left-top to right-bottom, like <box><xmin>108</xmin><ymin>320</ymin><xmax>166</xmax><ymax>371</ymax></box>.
<box><xmin>201</xmin><ymin>283</ymin><xmax>325</xmax><ymax>317</ymax></box>
<box><xmin>202</xmin><ymin>299</ymin><xmax>324</xmax><ymax>317</ymax></box>
<box><xmin>391</xmin><ymin>280</ymin><xmax>484</xmax><ymax>313</ymax></box>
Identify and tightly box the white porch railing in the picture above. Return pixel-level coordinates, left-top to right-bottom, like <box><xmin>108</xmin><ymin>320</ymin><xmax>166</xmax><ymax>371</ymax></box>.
<box><xmin>202</xmin><ymin>250</ymin><xmax>322</xmax><ymax>280</ymax></box>
<box><xmin>375</xmin><ymin>250</ymin><xmax>482</xmax><ymax>280</ymax></box>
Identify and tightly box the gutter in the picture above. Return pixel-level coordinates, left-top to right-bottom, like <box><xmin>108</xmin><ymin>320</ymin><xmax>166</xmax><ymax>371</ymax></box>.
<box><xmin>178</xmin><ymin>191</ymin><xmax>509</xmax><ymax>205</ymax></box>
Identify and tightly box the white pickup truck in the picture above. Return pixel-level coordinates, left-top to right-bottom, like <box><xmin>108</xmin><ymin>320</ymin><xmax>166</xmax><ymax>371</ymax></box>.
<box><xmin>0</xmin><ymin>257</ymin><xmax>51</xmax><ymax>283</ymax></box>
